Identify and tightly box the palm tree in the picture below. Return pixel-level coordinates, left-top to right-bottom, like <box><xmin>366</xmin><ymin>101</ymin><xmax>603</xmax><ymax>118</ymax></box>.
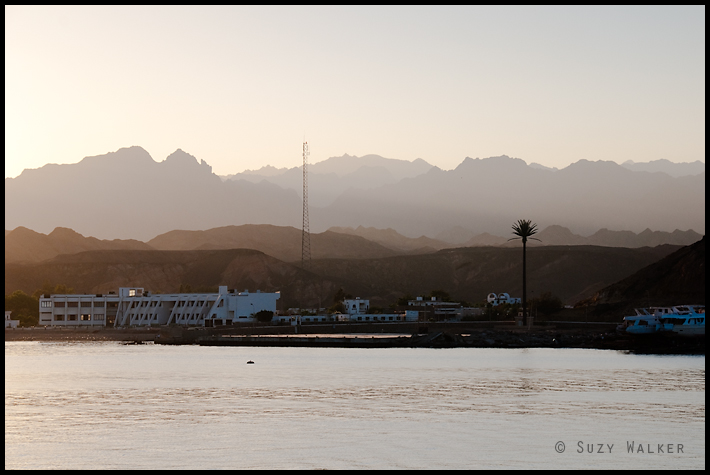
<box><xmin>509</xmin><ymin>219</ymin><xmax>540</xmax><ymax>326</ymax></box>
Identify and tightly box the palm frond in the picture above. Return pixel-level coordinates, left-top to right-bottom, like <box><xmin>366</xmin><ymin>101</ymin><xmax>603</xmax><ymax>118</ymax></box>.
<box><xmin>510</xmin><ymin>219</ymin><xmax>539</xmax><ymax>240</ymax></box>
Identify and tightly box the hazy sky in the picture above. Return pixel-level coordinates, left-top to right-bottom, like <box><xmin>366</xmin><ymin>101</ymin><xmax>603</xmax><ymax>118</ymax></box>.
<box><xmin>5</xmin><ymin>5</ymin><xmax>705</xmax><ymax>179</ymax></box>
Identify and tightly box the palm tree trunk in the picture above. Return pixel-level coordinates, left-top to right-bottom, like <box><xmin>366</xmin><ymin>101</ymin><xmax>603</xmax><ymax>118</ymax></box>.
<box><xmin>522</xmin><ymin>240</ymin><xmax>527</xmax><ymax>326</ymax></box>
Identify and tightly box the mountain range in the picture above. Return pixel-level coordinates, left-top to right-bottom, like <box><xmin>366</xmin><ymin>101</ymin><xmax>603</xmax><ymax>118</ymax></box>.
<box><xmin>5</xmin><ymin>146</ymin><xmax>704</xmax><ymax>241</ymax></box>
<box><xmin>4</xmin><ymin>240</ymin><xmax>686</xmax><ymax>309</ymax></box>
<box><xmin>223</xmin><ymin>153</ymin><xmax>434</xmax><ymax>207</ymax></box>
<box><xmin>329</xmin><ymin>224</ymin><xmax>703</xmax><ymax>250</ymax></box>
<box><xmin>5</xmin><ymin>224</ymin><xmax>703</xmax><ymax>265</ymax></box>
<box><xmin>5</xmin><ymin>224</ymin><xmax>704</xmax><ymax>312</ymax></box>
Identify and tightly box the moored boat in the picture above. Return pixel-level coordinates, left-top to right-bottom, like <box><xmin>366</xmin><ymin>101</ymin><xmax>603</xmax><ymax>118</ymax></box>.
<box><xmin>619</xmin><ymin>307</ymin><xmax>666</xmax><ymax>334</ymax></box>
<box><xmin>619</xmin><ymin>305</ymin><xmax>705</xmax><ymax>336</ymax></box>
<box><xmin>658</xmin><ymin>305</ymin><xmax>705</xmax><ymax>336</ymax></box>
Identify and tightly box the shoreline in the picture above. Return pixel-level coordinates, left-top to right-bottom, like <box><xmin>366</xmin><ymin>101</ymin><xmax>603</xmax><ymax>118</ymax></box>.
<box><xmin>5</xmin><ymin>325</ymin><xmax>704</xmax><ymax>355</ymax></box>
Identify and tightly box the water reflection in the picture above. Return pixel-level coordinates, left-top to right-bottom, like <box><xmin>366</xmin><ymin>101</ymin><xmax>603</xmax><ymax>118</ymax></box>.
<box><xmin>5</xmin><ymin>343</ymin><xmax>705</xmax><ymax>469</ymax></box>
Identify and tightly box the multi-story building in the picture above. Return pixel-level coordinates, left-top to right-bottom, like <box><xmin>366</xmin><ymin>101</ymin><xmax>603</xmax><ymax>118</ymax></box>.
<box><xmin>38</xmin><ymin>286</ymin><xmax>280</xmax><ymax>327</ymax></box>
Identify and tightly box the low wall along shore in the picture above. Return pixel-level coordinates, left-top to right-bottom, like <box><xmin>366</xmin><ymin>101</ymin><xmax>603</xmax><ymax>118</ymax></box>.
<box><xmin>5</xmin><ymin>321</ymin><xmax>703</xmax><ymax>354</ymax></box>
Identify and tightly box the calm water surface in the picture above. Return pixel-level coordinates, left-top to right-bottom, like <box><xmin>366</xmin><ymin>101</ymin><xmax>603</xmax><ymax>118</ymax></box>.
<box><xmin>5</xmin><ymin>342</ymin><xmax>705</xmax><ymax>469</ymax></box>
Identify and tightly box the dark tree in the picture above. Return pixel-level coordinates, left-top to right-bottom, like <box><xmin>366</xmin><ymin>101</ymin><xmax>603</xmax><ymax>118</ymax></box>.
<box><xmin>254</xmin><ymin>310</ymin><xmax>274</xmax><ymax>323</ymax></box>
<box><xmin>5</xmin><ymin>290</ymin><xmax>39</xmax><ymax>327</ymax></box>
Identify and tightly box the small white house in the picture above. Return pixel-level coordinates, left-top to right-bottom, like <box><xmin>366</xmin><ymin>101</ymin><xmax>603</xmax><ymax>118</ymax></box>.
<box><xmin>487</xmin><ymin>292</ymin><xmax>521</xmax><ymax>306</ymax></box>
<box><xmin>5</xmin><ymin>311</ymin><xmax>20</xmax><ymax>328</ymax></box>
<box><xmin>343</xmin><ymin>297</ymin><xmax>369</xmax><ymax>315</ymax></box>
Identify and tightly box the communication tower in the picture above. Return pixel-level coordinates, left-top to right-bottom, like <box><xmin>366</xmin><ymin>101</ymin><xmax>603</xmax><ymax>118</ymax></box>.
<box><xmin>301</xmin><ymin>141</ymin><xmax>311</xmax><ymax>271</ymax></box>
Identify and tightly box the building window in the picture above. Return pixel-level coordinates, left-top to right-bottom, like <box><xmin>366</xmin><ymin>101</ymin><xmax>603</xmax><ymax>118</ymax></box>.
<box><xmin>68</xmin><ymin>315</ymin><xmax>77</xmax><ymax>321</ymax></box>
<box><xmin>40</xmin><ymin>313</ymin><xmax>52</xmax><ymax>321</ymax></box>
<box><xmin>94</xmin><ymin>301</ymin><xmax>104</xmax><ymax>307</ymax></box>
<box><xmin>81</xmin><ymin>301</ymin><xmax>92</xmax><ymax>307</ymax></box>
<box><xmin>41</xmin><ymin>301</ymin><xmax>52</xmax><ymax>308</ymax></box>
<box><xmin>67</xmin><ymin>302</ymin><xmax>78</xmax><ymax>307</ymax></box>
<box><xmin>129</xmin><ymin>289</ymin><xmax>136</xmax><ymax>297</ymax></box>
<box><xmin>80</xmin><ymin>314</ymin><xmax>91</xmax><ymax>321</ymax></box>
<box><xmin>54</xmin><ymin>301</ymin><xmax>65</xmax><ymax>307</ymax></box>
<box><xmin>54</xmin><ymin>315</ymin><xmax>65</xmax><ymax>321</ymax></box>
<box><xmin>93</xmin><ymin>314</ymin><xmax>104</xmax><ymax>321</ymax></box>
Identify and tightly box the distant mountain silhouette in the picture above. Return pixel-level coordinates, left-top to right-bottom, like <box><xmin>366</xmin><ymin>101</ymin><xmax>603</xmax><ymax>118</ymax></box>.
<box><xmin>5</xmin><ymin>226</ymin><xmax>154</xmax><ymax>263</ymax></box>
<box><xmin>620</xmin><ymin>159</ymin><xmax>704</xmax><ymax>177</ymax></box>
<box><xmin>328</xmin><ymin>225</ymin><xmax>451</xmax><ymax>252</ymax></box>
<box><xmin>5</xmin><ymin>147</ymin><xmax>302</xmax><ymax>241</ymax></box>
<box><xmin>222</xmin><ymin>153</ymin><xmax>433</xmax><ymax>206</ymax></box>
<box><xmin>4</xmin><ymin>224</ymin><xmax>401</xmax><ymax>265</ymax></box>
<box><xmin>317</xmin><ymin>156</ymin><xmax>705</xmax><ymax>238</ymax></box>
<box><xmin>5</xmin><ymin>147</ymin><xmax>705</xmax><ymax>242</ymax></box>
<box><xmin>5</xmin><ymin>222</ymin><xmax>702</xmax><ymax>270</ymax></box>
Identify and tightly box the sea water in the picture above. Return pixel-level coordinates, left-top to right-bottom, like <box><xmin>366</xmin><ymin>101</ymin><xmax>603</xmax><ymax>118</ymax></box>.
<box><xmin>4</xmin><ymin>342</ymin><xmax>705</xmax><ymax>469</ymax></box>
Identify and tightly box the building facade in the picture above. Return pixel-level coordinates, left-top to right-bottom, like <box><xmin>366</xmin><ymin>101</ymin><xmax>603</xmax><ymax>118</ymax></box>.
<box><xmin>406</xmin><ymin>296</ymin><xmax>463</xmax><ymax>321</ymax></box>
<box><xmin>38</xmin><ymin>286</ymin><xmax>280</xmax><ymax>327</ymax></box>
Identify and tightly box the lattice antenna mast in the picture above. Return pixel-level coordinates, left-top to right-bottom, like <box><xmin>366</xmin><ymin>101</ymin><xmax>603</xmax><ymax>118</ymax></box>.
<box><xmin>301</xmin><ymin>141</ymin><xmax>311</xmax><ymax>271</ymax></box>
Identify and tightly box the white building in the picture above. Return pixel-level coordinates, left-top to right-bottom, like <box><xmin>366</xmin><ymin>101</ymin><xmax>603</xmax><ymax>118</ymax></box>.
<box><xmin>343</xmin><ymin>297</ymin><xmax>369</xmax><ymax>315</ymax></box>
<box><xmin>275</xmin><ymin>297</ymin><xmax>416</xmax><ymax>324</ymax></box>
<box><xmin>407</xmin><ymin>296</ymin><xmax>463</xmax><ymax>320</ymax></box>
<box><xmin>487</xmin><ymin>292</ymin><xmax>521</xmax><ymax>306</ymax></box>
<box><xmin>38</xmin><ymin>286</ymin><xmax>280</xmax><ymax>327</ymax></box>
<box><xmin>5</xmin><ymin>311</ymin><xmax>20</xmax><ymax>328</ymax></box>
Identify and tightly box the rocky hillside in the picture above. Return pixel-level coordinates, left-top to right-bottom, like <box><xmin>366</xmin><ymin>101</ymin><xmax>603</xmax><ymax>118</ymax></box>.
<box><xmin>5</xmin><ymin>243</ymin><xmax>682</xmax><ymax>310</ymax></box>
<box><xmin>308</xmin><ymin>244</ymin><xmax>681</xmax><ymax>307</ymax></box>
<box><xmin>147</xmin><ymin>225</ymin><xmax>399</xmax><ymax>261</ymax></box>
<box><xmin>4</xmin><ymin>248</ymin><xmax>340</xmax><ymax>311</ymax></box>
<box><xmin>577</xmin><ymin>236</ymin><xmax>705</xmax><ymax>317</ymax></box>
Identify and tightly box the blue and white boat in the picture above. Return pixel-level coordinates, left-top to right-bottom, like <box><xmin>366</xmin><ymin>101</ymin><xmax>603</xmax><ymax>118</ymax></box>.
<box><xmin>658</xmin><ymin>305</ymin><xmax>705</xmax><ymax>336</ymax></box>
<box><xmin>619</xmin><ymin>305</ymin><xmax>705</xmax><ymax>336</ymax></box>
<box><xmin>619</xmin><ymin>307</ymin><xmax>671</xmax><ymax>334</ymax></box>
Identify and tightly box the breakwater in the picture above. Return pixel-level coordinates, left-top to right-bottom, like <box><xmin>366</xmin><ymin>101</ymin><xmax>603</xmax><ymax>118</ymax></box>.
<box><xmin>6</xmin><ymin>322</ymin><xmax>703</xmax><ymax>354</ymax></box>
<box><xmin>168</xmin><ymin>329</ymin><xmax>703</xmax><ymax>354</ymax></box>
